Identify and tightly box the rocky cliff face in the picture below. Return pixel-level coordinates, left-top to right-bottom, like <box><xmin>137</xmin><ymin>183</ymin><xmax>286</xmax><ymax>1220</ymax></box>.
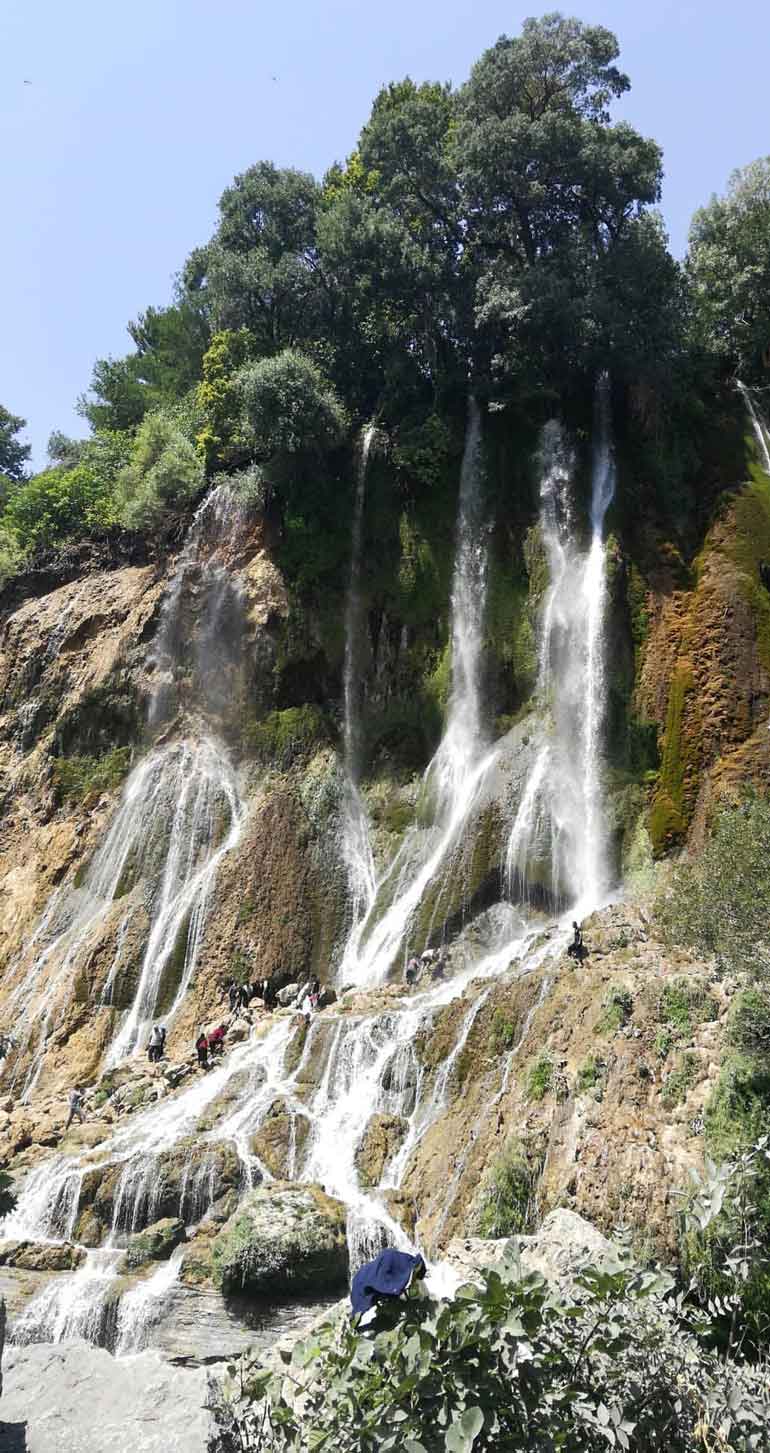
<box><xmin>0</xmin><ymin>417</ymin><xmax>766</xmax><ymax>1377</ymax></box>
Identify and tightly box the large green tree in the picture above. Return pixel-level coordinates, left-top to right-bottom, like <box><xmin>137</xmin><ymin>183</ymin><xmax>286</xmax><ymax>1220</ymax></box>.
<box><xmin>0</xmin><ymin>406</ymin><xmax>31</xmax><ymax>484</ymax></box>
<box><xmin>688</xmin><ymin>157</ymin><xmax>770</xmax><ymax>386</ymax></box>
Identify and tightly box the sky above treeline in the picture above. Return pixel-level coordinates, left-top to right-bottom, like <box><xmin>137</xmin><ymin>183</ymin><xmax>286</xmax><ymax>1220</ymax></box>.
<box><xmin>1</xmin><ymin>0</ymin><xmax>767</xmax><ymax>467</ymax></box>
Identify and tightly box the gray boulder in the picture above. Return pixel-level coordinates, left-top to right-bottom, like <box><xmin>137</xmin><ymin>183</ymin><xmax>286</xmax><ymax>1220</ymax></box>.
<box><xmin>211</xmin><ymin>1181</ymin><xmax>348</xmax><ymax>1296</ymax></box>
<box><xmin>444</xmin><ymin>1210</ymin><xmax>620</xmax><ymax>1293</ymax></box>
<box><xmin>0</xmin><ymin>1339</ymin><xmax>215</xmax><ymax>1451</ymax></box>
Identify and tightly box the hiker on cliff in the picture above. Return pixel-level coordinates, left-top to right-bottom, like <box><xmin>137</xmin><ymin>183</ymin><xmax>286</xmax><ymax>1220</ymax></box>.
<box><xmin>148</xmin><ymin>1025</ymin><xmax>163</xmax><ymax>1063</ymax></box>
<box><xmin>238</xmin><ymin>981</ymin><xmax>251</xmax><ymax>1011</ymax></box>
<box><xmin>209</xmin><ymin>1024</ymin><xmax>226</xmax><ymax>1056</ymax></box>
<box><xmin>64</xmin><ymin>1086</ymin><xmax>86</xmax><ymax>1130</ymax></box>
<box><xmin>404</xmin><ymin>956</ymin><xmax>420</xmax><ymax>986</ymax></box>
<box><xmin>0</xmin><ymin>1032</ymin><xmax>15</xmax><ymax>1061</ymax></box>
<box><xmin>195</xmin><ymin>1029</ymin><xmax>209</xmax><ymax>1069</ymax></box>
<box><xmin>351</xmin><ymin>1248</ymin><xmax>427</xmax><ymax>1329</ymax></box>
<box><xmin>227</xmin><ymin>979</ymin><xmax>239</xmax><ymax>1014</ymax></box>
<box><xmin>567</xmin><ymin>921</ymin><xmax>585</xmax><ymax>962</ymax></box>
<box><xmin>262</xmin><ymin>978</ymin><xmax>275</xmax><ymax>1011</ymax></box>
<box><xmin>308</xmin><ymin>977</ymin><xmax>321</xmax><ymax>1010</ymax></box>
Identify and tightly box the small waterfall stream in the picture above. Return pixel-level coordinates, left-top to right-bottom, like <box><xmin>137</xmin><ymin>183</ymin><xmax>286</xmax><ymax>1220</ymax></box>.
<box><xmin>738</xmin><ymin>380</ymin><xmax>770</xmax><ymax>474</ymax></box>
<box><xmin>339</xmin><ymin>426</ymin><xmax>377</xmax><ymax>929</ymax></box>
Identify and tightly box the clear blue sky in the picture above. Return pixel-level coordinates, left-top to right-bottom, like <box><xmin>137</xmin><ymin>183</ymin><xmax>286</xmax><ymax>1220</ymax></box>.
<box><xmin>1</xmin><ymin>0</ymin><xmax>767</xmax><ymax>468</ymax></box>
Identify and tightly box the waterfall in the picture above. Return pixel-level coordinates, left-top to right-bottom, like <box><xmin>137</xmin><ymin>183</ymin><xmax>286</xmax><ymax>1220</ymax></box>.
<box><xmin>504</xmin><ymin>379</ymin><xmax>615</xmax><ymax>914</ymax></box>
<box><xmin>340</xmin><ymin>400</ymin><xmax>495</xmax><ymax>987</ymax></box>
<box><xmin>339</xmin><ymin>426</ymin><xmax>377</xmax><ymax>927</ymax></box>
<box><xmin>737</xmin><ymin>380</ymin><xmax>770</xmax><ymax>474</ymax></box>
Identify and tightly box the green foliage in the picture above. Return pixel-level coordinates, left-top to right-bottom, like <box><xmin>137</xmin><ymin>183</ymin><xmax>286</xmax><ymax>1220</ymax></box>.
<box><xmin>0</xmin><ymin>1167</ymin><xmax>17</xmax><ymax>1219</ymax></box>
<box><xmin>220</xmin><ymin>1253</ymin><xmax>770</xmax><ymax>1452</ymax></box>
<box><xmin>728</xmin><ymin>988</ymin><xmax>770</xmax><ymax>1057</ymax></box>
<box><xmin>0</xmin><ymin>404</ymin><xmax>31</xmax><ymax>484</ymax></box>
<box><xmin>474</xmin><ymin>1140</ymin><xmax>540</xmax><ymax>1238</ymax></box>
<box><xmin>659</xmin><ymin>977</ymin><xmax>718</xmax><ymax>1035</ymax></box>
<box><xmin>245</xmin><ymin>706</ymin><xmax>329</xmax><ymax>769</ymax></box>
<box><xmin>577</xmin><ymin>1055</ymin><xmax>605</xmax><ymax>1094</ymax></box>
<box><xmin>2</xmin><ymin>431</ymin><xmax>131</xmax><ymax>552</ymax></box>
<box><xmin>656</xmin><ymin>795</ymin><xmax>770</xmax><ymax>979</ymax></box>
<box><xmin>79</xmin><ymin>301</ymin><xmax>209</xmax><ymax>432</ymax></box>
<box><xmin>597</xmin><ymin>985</ymin><xmax>634</xmax><ymax>1035</ymax></box>
<box><xmin>489</xmin><ymin>1008</ymin><xmax>515</xmax><ymax>1053</ymax></box>
<box><xmin>661</xmin><ymin>1052</ymin><xmax>699</xmax><ymax>1108</ymax></box>
<box><xmin>195</xmin><ymin>328</ymin><xmax>253</xmax><ymax>472</ymax></box>
<box><xmin>51</xmin><ymin>747</ymin><xmax>132</xmax><ymax>805</ymax></box>
<box><xmin>0</xmin><ymin>523</ymin><xmax>25</xmax><ymax>586</ymax></box>
<box><xmin>115</xmin><ymin>412</ymin><xmax>204</xmax><ymax>530</ymax></box>
<box><xmin>526</xmin><ymin>1051</ymin><xmax>553</xmax><ymax>1102</ymax></box>
<box><xmin>236</xmin><ymin>349</ymin><xmax>348</xmax><ymax>460</ymax></box>
<box><xmin>688</xmin><ymin>157</ymin><xmax>770</xmax><ymax>385</ymax></box>
<box><xmin>648</xmin><ymin>663</ymin><xmax>694</xmax><ymax>855</ymax></box>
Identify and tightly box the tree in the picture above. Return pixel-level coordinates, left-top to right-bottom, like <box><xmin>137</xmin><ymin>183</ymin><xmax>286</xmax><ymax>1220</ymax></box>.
<box><xmin>688</xmin><ymin>157</ymin><xmax>770</xmax><ymax>385</ymax></box>
<box><xmin>3</xmin><ymin>432</ymin><xmax>130</xmax><ymax>551</ymax></box>
<box><xmin>79</xmin><ymin>301</ymin><xmax>209</xmax><ymax>433</ymax></box>
<box><xmin>0</xmin><ymin>405</ymin><xmax>31</xmax><ymax>484</ymax></box>
<box><xmin>183</xmin><ymin>163</ymin><xmax>323</xmax><ymax>351</ymax></box>
<box><xmin>115</xmin><ymin>412</ymin><xmax>204</xmax><ymax>530</ymax></box>
<box><xmin>235</xmin><ymin>349</ymin><xmax>348</xmax><ymax>460</ymax></box>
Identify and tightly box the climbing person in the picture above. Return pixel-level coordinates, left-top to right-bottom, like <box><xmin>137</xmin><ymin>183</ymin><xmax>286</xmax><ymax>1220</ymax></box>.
<box><xmin>0</xmin><ymin>1032</ymin><xmax>15</xmax><ymax>1061</ymax></box>
<box><xmin>431</xmin><ymin>955</ymin><xmax>447</xmax><ymax>982</ymax></box>
<box><xmin>195</xmin><ymin>1029</ymin><xmax>209</xmax><ymax>1069</ymax></box>
<box><xmin>420</xmin><ymin>947</ymin><xmax>437</xmax><ymax>968</ymax></box>
<box><xmin>404</xmin><ymin>956</ymin><xmax>420</xmax><ymax>986</ymax></box>
<box><xmin>567</xmin><ymin>921</ymin><xmax>584</xmax><ymax>962</ymax></box>
<box><xmin>308</xmin><ymin>977</ymin><xmax>321</xmax><ymax>1011</ymax></box>
<box><xmin>350</xmin><ymin>1248</ymin><xmax>427</xmax><ymax>1328</ymax></box>
<box><xmin>238</xmin><ymin>981</ymin><xmax>251</xmax><ymax>1011</ymax></box>
<box><xmin>262</xmin><ymin>978</ymin><xmax>275</xmax><ymax>1011</ymax></box>
<box><xmin>227</xmin><ymin>979</ymin><xmax>239</xmax><ymax>1014</ymax></box>
<box><xmin>64</xmin><ymin>1085</ymin><xmax>86</xmax><ymax>1130</ymax></box>
<box><xmin>209</xmin><ymin>1024</ymin><xmax>226</xmax><ymax>1057</ymax></box>
<box><xmin>148</xmin><ymin>1025</ymin><xmax>163</xmax><ymax>1063</ymax></box>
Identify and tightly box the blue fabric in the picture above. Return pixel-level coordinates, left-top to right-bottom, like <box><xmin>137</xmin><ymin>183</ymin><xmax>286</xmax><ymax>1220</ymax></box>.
<box><xmin>350</xmin><ymin>1249</ymin><xmax>425</xmax><ymax>1317</ymax></box>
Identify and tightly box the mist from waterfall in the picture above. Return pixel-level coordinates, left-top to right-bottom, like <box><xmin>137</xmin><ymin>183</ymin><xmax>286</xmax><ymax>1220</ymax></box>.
<box><xmin>339</xmin><ymin>426</ymin><xmax>377</xmax><ymax>928</ymax></box>
<box><xmin>340</xmin><ymin>399</ymin><xmax>494</xmax><ymax>987</ymax></box>
<box><xmin>504</xmin><ymin>378</ymin><xmax>616</xmax><ymax>914</ymax></box>
<box><xmin>738</xmin><ymin>380</ymin><xmax>770</xmax><ymax>474</ymax></box>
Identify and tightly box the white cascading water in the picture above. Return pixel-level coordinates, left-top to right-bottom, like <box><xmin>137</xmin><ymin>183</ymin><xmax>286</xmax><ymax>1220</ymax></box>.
<box><xmin>340</xmin><ymin>399</ymin><xmax>496</xmax><ymax>987</ymax></box>
<box><xmin>339</xmin><ymin>426</ymin><xmax>377</xmax><ymax>928</ymax></box>
<box><xmin>3</xmin><ymin>487</ymin><xmax>249</xmax><ymax>1094</ymax></box>
<box><xmin>3</xmin><ymin>395</ymin><xmax>618</xmax><ymax>1358</ymax></box>
<box><xmin>737</xmin><ymin>380</ymin><xmax>770</xmax><ymax>474</ymax></box>
<box><xmin>503</xmin><ymin>378</ymin><xmax>616</xmax><ymax>914</ymax></box>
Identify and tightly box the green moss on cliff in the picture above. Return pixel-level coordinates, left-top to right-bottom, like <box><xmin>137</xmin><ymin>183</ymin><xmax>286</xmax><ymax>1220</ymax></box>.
<box><xmin>52</xmin><ymin>746</ymin><xmax>132</xmax><ymax>805</ymax></box>
<box><xmin>648</xmin><ymin>662</ymin><xmax>696</xmax><ymax>854</ymax></box>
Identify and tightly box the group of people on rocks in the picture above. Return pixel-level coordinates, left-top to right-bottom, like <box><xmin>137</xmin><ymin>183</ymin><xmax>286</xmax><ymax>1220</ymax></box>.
<box><xmin>195</xmin><ymin>1022</ymin><xmax>226</xmax><ymax>1069</ymax></box>
<box><xmin>404</xmin><ymin>946</ymin><xmax>450</xmax><ymax>987</ymax></box>
<box><xmin>226</xmin><ymin>976</ymin><xmax>277</xmax><ymax>1014</ymax></box>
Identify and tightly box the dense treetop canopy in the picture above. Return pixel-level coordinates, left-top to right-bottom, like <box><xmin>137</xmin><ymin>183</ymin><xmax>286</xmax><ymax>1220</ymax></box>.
<box><xmin>0</xmin><ymin>11</ymin><xmax>767</xmax><ymax>571</ymax></box>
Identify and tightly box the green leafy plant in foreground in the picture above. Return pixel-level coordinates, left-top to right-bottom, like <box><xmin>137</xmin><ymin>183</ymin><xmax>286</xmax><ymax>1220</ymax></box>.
<box><xmin>213</xmin><ymin>1251</ymin><xmax>770</xmax><ymax>1452</ymax></box>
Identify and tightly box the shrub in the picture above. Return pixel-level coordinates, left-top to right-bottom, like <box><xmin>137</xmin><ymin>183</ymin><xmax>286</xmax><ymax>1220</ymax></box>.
<box><xmin>2</xmin><ymin>430</ymin><xmax>130</xmax><ymax>551</ymax></box>
<box><xmin>656</xmin><ymin>796</ymin><xmax>770</xmax><ymax>980</ymax></box>
<box><xmin>661</xmin><ymin>1052</ymin><xmax>699</xmax><ymax>1108</ymax></box>
<box><xmin>660</xmin><ymin>977</ymin><xmax>718</xmax><ymax>1035</ymax></box>
<box><xmin>526</xmin><ymin>1051</ymin><xmax>553</xmax><ymax>1102</ymax></box>
<box><xmin>51</xmin><ymin>748</ymin><xmax>132</xmax><ymax>805</ymax></box>
<box><xmin>597</xmin><ymin>985</ymin><xmax>633</xmax><ymax>1035</ymax></box>
<box><xmin>577</xmin><ymin>1054</ymin><xmax>604</xmax><ymax>1094</ymax></box>
<box><xmin>474</xmin><ymin>1140</ymin><xmax>540</xmax><ymax>1237</ymax></box>
<box><xmin>115</xmin><ymin>412</ymin><xmax>204</xmax><ymax>530</ymax></box>
<box><xmin>0</xmin><ymin>523</ymin><xmax>25</xmax><ymax>586</ymax></box>
<box><xmin>245</xmin><ymin>706</ymin><xmax>329</xmax><ymax>769</ymax></box>
<box><xmin>490</xmin><ymin>1008</ymin><xmax>516</xmax><ymax>1053</ymax></box>
<box><xmin>217</xmin><ymin>1253</ymin><xmax>770</xmax><ymax>1452</ymax></box>
<box><xmin>235</xmin><ymin>350</ymin><xmax>348</xmax><ymax>460</ymax></box>
<box><xmin>727</xmin><ymin>987</ymin><xmax>770</xmax><ymax>1057</ymax></box>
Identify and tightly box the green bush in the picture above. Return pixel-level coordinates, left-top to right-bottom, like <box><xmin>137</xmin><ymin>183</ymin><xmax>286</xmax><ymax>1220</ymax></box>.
<box><xmin>577</xmin><ymin>1055</ymin><xmax>605</xmax><ymax>1094</ymax></box>
<box><xmin>489</xmin><ymin>1008</ymin><xmax>516</xmax><ymax>1053</ymax></box>
<box><xmin>51</xmin><ymin>748</ymin><xmax>132</xmax><ymax>805</ymax></box>
<box><xmin>661</xmin><ymin>1052</ymin><xmax>699</xmax><ymax>1107</ymax></box>
<box><xmin>727</xmin><ymin>987</ymin><xmax>770</xmax><ymax>1056</ymax></box>
<box><xmin>0</xmin><ymin>523</ymin><xmax>25</xmax><ymax>586</ymax></box>
<box><xmin>474</xmin><ymin>1140</ymin><xmax>540</xmax><ymax>1237</ymax></box>
<box><xmin>526</xmin><ymin>1051</ymin><xmax>553</xmax><ymax>1102</ymax></box>
<box><xmin>2</xmin><ymin>431</ymin><xmax>130</xmax><ymax>551</ymax></box>
<box><xmin>656</xmin><ymin>796</ymin><xmax>770</xmax><ymax>979</ymax></box>
<box><xmin>115</xmin><ymin>412</ymin><xmax>204</xmax><ymax>530</ymax></box>
<box><xmin>245</xmin><ymin>706</ymin><xmax>329</xmax><ymax>769</ymax></box>
<box><xmin>660</xmin><ymin>977</ymin><xmax>717</xmax><ymax>1034</ymax></box>
<box><xmin>235</xmin><ymin>350</ymin><xmax>348</xmax><ymax>460</ymax></box>
<box><xmin>218</xmin><ymin>1254</ymin><xmax>770</xmax><ymax>1451</ymax></box>
<box><xmin>597</xmin><ymin>985</ymin><xmax>634</xmax><ymax>1035</ymax></box>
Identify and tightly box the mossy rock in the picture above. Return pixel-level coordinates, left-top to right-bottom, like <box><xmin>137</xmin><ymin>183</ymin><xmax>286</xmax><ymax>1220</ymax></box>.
<box><xmin>121</xmin><ymin>1216</ymin><xmax>186</xmax><ymax>1271</ymax></box>
<box><xmin>354</xmin><ymin>1114</ymin><xmax>408</xmax><ymax>1188</ymax></box>
<box><xmin>210</xmin><ymin>1182</ymin><xmax>348</xmax><ymax>1297</ymax></box>
<box><xmin>0</xmin><ymin>1239</ymin><xmax>86</xmax><ymax>1272</ymax></box>
<box><xmin>249</xmin><ymin>1098</ymin><xmax>312</xmax><ymax>1179</ymax></box>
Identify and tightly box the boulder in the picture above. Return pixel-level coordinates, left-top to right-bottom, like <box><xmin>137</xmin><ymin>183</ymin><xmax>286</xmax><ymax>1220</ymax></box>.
<box><xmin>211</xmin><ymin>1182</ymin><xmax>348</xmax><ymax>1297</ymax></box>
<box><xmin>0</xmin><ymin>1239</ymin><xmax>86</xmax><ymax>1273</ymax></box>
<box><xmin>444</xmin><ymin>1210</ymin><xmax>620</xmax><ymax>1293</ymax></box>
<box><xmin>122</xmin><ymin>1217</ymin><xmax>186</xmax><ymax>1271</ymax></box>
<box><xmin>249</xmin><ymin>1098</ymin><xmax>311</xmax><ymax>1179</ymax></box>
<box><xmin>276</xmin><ymin>982</ymin><xmax>301</xmax><ymax>1008</ymax></box>
<box><xmin>354</xmin><ymin>1114</ymin><xmax>407</xmax><ymax>1187</ymax></box>
<box><xmin>0</xmin><ymin>1339</ymin><xmax>215</xmax><ymax>1451</ymax></box>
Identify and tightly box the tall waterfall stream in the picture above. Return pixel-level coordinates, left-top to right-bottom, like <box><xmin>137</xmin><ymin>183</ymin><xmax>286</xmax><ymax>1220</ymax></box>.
<box><xmin>2</xmin><ymin>391</ymin><xmax>619</xmax><ymax>1359</ymax></box>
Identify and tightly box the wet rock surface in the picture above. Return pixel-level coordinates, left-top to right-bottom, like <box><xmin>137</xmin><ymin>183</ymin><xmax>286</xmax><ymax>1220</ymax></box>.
<box><xmin>0</xmin><ymin>1339</ymin><xmax>216</xmax><ymax>1451</ymax></box>
<box><xmin>211</xmin><ymin>1182</ymin><xmax>349</xmax><ymax>1297</ymax></box>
